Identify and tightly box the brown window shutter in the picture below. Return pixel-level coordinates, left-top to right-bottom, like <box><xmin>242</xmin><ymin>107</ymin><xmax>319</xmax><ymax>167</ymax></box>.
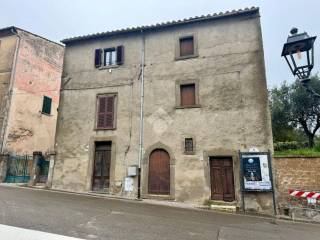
<box><xmin>97</xmin><ymin>95</ymin><xmax>115</xmax><ymax>129</ymax></box>
<box><xmin>105</xmin><ymin>96</ymin><xmax>115</xmax><ymax>128</ymax></box>
<box><xmin>180</xmin><ymin>84</ymin><xmax>196</xmax><ymax>106</ymax></box>
<box><xmin>180</xmin><ymin>37</ymin><xmax>194</xmax><ymax>57</ymax></box>
<box><xmin>97</xmin><ymin>96</ymin><xmax>107</xmax><ymax>128</ymax></box>
<box><xmin>116</xmin><ymin>45</ymin><xmax>124</xmax><ymax>65</ymax></box>
<box><xmin>95</xmin><ymin>49</ymin><xmax>102</xmax><ymax>68</ymax></box>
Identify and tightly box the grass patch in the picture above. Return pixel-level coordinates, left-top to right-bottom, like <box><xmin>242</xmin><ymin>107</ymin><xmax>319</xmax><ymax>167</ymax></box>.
<box><xmin>274</xmin><ymin>148</ymin><xmax>320</xmax><ymax>157</ymax></box>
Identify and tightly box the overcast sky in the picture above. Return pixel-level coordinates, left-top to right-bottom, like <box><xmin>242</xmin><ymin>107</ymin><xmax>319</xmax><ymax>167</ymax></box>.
<box><xmin>1</xmin><ymin>0</ymin><xmax>320</xmax><ymax>88</ymax></box>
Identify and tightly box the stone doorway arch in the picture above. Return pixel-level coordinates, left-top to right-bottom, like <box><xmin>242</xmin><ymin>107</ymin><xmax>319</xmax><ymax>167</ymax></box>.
<box><xmin>142</xmin><ymin>142</ymin><xmax>175</xmax><ymax>199</ymax></box>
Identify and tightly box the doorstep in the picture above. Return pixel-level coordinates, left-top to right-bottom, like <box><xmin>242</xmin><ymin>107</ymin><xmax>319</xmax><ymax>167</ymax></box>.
<box><xmin>205</xmin><ymin>200</ymin><xmax>238</xmax><ymax>213</ymax></box>
<box><xmin>142</xmin><ymin>198</ymin><xmax>203</xmax><ymax>210</ymax></box>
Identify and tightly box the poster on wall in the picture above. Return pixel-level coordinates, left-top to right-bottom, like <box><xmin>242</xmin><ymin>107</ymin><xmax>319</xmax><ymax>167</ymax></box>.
<box><xmin>241</xmin><ymin>153</ymin><xmax>272</xmax><ymax>191</ymax></box>
<box><xmin>124</xmin><ymin>177</ymin><xmax>134</xmax><ymax>192</ymax></box>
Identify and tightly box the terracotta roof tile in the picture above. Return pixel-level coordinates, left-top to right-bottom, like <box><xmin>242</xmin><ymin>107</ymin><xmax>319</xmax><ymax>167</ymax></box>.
<box><xmin>62</xmin><ymin>7</ymin><xmax>259</xmax><ymax>44</ymax></box>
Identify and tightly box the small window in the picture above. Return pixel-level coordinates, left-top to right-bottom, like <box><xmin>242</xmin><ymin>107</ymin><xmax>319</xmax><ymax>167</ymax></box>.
<box><xmin>94</xmin><ymin>46</ymin><xmax>124</xmax><ymax>68</ymax></box>
<box><xmin>41</xmin><ymin>96</ymin><xmax>52</xmax><ymax>115</ymax></box>
<box><xmin>180</xmin><ymin>36</ymin><xmax>194</xmax><ymax>57</ymax></box>
<box><xmin>96</xmin><ymin>94</ymin><xmax>117</xmax><ymax>129</ymax></box>
<box><xmin>185</xmin><ymin>138</ymin><xmax>194</xmax><ymax>153</ymax></box>
<box><xmin>104</xmin><ymin>48</ymin><xmax>116</xmax><ymax>66</ymax></box>
<box><xmin>180</xmin><ymin>84</ymin><xmax>196</xmax><ymax>106</ymax></box>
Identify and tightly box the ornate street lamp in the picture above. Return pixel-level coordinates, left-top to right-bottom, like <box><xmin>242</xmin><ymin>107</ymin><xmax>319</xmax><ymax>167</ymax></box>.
<box><xmin>282</xmin><ymin>28</ymin><xmax>316</xmax><ymax>83</ymax></box>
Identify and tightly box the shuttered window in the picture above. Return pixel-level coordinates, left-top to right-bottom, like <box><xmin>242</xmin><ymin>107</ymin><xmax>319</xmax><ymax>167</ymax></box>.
<box><xmin>97</xmin><ymin>95</ymin><xmax>116</xmax><ymax>129</ymax></box>
<box><xmin>180</xmin><ymin>36</ymin><xmax>194</xmax><ymax>57</ymax></box>
<box><xmin>180</xmin><ymin>84</ymin><xmax>196</xmax><ymax>106</ymax></box>
<box><xmin>42</xmin><ymin>96</ymin><xmax>52</xmax><ymax>115</ymax></box>
<box><xmin>104</xmin><ymin>48</ymin><xmax>116</xmax><ymax>66</ymax></box>
<box><xmin>95</xmin><ymin>46</ymin><xmax>124</xmax><ymax>68</ymax></box>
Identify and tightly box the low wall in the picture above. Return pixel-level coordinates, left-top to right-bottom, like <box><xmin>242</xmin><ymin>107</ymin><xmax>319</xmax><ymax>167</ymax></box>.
<box><xmin>273</xmin><ymin>157</ymin><xmax>320</xmax><ymax>221</ymax></box>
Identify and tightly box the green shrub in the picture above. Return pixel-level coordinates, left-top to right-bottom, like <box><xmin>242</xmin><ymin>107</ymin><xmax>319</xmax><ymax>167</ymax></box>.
<box><xmin>274</xmin><ymin>141</ymin><xmax>300</xmax><ymax>151</ymax></box>
<box><xmin>313</xmin><ymin>141</ymin><xmax>320</xmax><ymax>152</ymax></box>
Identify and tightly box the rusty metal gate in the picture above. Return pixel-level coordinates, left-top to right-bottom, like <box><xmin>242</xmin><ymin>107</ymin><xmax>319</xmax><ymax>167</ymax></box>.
<box><xmin>5</xmin><ymin>155</ymin><xmax>32</xmax><ymax>183</ymax></box>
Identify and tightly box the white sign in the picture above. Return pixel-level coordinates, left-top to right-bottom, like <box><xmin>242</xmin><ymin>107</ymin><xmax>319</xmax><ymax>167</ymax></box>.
<box><xmin>124</xmin><ymin>177</ymin><xmax>134</xmax><ymax>192</ymax></box>
<box><xmin>307</xmin><ymin>198</ymin><xmax>317</xmax><ymax>205</ymax></box>
<box><xmin>242</xmin><ymin>153</ymin><xmax>272</xmax><ymax>191</ymax></box>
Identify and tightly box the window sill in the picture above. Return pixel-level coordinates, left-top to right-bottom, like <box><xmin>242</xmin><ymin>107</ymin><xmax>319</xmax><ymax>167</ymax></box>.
<box><xmin>175</xmin><ymin>54</ymin><xmax>199</xmax><ymax>61</ymax></box>
<box><xmin>39</xmin><ymin>111</ymin><xmax>52</xmax><ymax>116</ymax></box>
<box><xmin>99</xmin><ymin>65</ymin><xmax>119</xmax><ymax>70</ymax></box>
<box><xmin>94</xmin><ymin>128</ymin><xmax>117</xmax><ymax>131</ymax></box>
<box><xmin>184</xmin><ymin>151</ymin><xmax>196</xmax><ymax>155</ymax></box>
<box><xmin>175</xmin><ymin>104</ymin><xmax>201</xmax><ymax>109</ymax></box>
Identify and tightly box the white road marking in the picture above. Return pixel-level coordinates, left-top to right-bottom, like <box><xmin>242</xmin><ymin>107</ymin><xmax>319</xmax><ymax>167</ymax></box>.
<box><xmin>0</xmin><ymin>224</ymin><xmax>85</xmax><ymax>240</ymax></box>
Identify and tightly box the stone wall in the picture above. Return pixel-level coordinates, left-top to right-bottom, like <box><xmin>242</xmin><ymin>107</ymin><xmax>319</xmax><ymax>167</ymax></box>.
<box><xmin>274</xmin><ymin>157</ymin><xmax>320</xmax><ymax>205</ymax></box>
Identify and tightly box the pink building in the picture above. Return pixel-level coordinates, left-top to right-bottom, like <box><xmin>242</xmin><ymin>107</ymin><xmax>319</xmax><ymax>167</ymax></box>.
<box><xmin>0</xmin><ymin>26</ymin><xmax>64</xmax><ymax>155</ymax></box>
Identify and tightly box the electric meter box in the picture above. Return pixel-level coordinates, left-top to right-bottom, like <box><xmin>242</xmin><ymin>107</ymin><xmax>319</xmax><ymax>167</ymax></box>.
<box><xmin>128</xmin><ymin>165</ymin><xmax>138</xmax><ymax>177</ymax></box>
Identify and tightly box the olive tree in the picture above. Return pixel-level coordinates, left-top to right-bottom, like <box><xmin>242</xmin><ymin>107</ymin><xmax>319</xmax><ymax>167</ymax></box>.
<box><xmin>270</xmin><ymin>76</ymin><xmax>320</xmax><ymax>147</ymax></box>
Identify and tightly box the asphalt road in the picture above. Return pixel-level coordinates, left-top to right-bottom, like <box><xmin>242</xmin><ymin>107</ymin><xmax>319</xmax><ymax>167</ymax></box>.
<box><xmin>0</xmin><ymin>186</ymin><xmax>319</xmax><ymax>240</ymax></box>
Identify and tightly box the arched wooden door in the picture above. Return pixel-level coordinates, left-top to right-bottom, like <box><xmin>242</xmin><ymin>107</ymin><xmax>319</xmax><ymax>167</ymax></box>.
<box><xmin>148</xmin><ymin>149</ymin><xmax>170</xmax><ymax>195</ymax></box>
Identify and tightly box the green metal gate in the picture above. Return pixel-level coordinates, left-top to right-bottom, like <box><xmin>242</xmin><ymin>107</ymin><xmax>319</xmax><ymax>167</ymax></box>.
<box><xmin>5</xmin><ymin>155</ymin><xmax>32</xmax><ymax>183</ymax></box>
<box><xmin>37</xmin><ymin>156</ymin><xmax>49</xmax><ymax>183</ymax></box>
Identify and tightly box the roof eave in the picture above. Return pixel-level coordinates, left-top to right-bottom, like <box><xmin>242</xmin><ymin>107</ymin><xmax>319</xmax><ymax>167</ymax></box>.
<box><xmin>61</xmin><ymin>7</ymin><xmax>259</xmax><ymax>45</ymax></box>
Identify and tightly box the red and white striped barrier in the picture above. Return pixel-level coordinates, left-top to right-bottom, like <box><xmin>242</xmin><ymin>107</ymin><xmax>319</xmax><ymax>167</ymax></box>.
<box><xmin>289</xmin><ymin>189</ymin><xmax>320</xmax><ymax>199</ymax></box>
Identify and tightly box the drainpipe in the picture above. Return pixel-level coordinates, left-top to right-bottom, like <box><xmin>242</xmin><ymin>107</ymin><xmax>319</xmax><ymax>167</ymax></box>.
<box><xmin>137</xmin><ymin>30</ymin><xmax>145</xmax><ymax>199</ymax></box>
<box><xmin>0</xmin><ymin>28</ymin><xmax>21</xmax><ymax>153</ymax></box>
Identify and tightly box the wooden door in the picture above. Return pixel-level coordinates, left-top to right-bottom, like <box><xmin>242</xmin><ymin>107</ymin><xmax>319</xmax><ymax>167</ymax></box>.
<box><xmin>210</xmin><ymin>157</ymin><xmax>235</xmax><ymax>201</ymax></box>
<box><xmin>148</xmin><ymin>149</ymin><xmax>170</xmax><ymax>195</ymax></box>
<box><xmin>92</xmin><ymin>142</ymin><xmax>111</xmax><ymax>192</ymax></box>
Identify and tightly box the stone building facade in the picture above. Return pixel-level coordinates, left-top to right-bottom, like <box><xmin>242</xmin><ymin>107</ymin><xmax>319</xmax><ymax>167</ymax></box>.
<box><xmin>0</xmin><ymin>27</ymin><xmax>64</xmax><ymax>155</ymax></box>
<box><xmin>52</xmin><ymin>8</ymin><xmax>274</xmax><ymax>213</ymax></box>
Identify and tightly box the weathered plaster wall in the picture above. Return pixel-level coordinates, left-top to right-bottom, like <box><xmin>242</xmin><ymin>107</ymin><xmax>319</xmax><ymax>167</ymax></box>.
<box><xmin>53</xmin><ymin>13</ymin><xmax>273</xmax><ymax>213</ymax></box>
<box><xmin>53</xmin><ymin>34</ymin><xmax>142</xmax><ymax>195</ymax></box>
<box><xmin>0</xmin><ymin>34</ymin><xmax>17</xmax><ymax>150</ymax></box>
<box><xmin>141</xmin><ymin>17</ymin><xmax>273</xmax><ymax>213</ymax></box>
<box><xmin>2</xmin><ymin>30</ymin><xmax>64</xmax><ymax>155</ymax></box>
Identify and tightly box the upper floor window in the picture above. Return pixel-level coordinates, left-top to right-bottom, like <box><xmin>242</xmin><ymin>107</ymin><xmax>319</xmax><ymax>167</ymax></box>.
<box><xmin>41</xmin><ymin>96</ymin><xmax>52</xmax><ymax>115</ymax></box>
<box><xmin>96</xmin><ymin>94</ymin><xmax>117</xmax><ymax>130</ymax></box>
<box><xmin>104</xmin><ymin>48</ymin><xmax>116</xmax><ymax>66</ymax></box>
<box><xmin>95</xmin><ymin>46</ymin><xmax>124</xmax><ymax>68</ymax></box>
<box><xmin>180</xmin><ymin>36</ymin><xmax>194</xmax><ymax>57</ymax></box>
<box><xmin>180</xmin><ymin>83</ymin><xmax>196</xmax><ymax>106</ymax></box>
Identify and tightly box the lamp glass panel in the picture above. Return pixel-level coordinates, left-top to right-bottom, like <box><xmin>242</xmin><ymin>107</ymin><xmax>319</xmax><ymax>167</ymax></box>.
<box><xmin>291</xmin><ymin>50</ymin><xmax>309</xmax><ymax>68</ymax></box>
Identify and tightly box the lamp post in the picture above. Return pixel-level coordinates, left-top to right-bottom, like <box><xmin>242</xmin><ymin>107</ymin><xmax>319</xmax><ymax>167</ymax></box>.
<box><xmin>281</xmin><ymin>28</ymin><xmax>319</xmax><ymax>97</ymax></box>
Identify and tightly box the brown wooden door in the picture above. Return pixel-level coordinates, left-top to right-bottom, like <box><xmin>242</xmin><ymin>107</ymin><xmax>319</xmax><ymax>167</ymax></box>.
<box><xmin>148</xmin><ymin>149</ymin><xmax>170</xmax><ymax>195</ymax></box>
<box><xmin>92</xmin><ymin>142</ymin><xmax>111</xmax><ymax>192</ymax></box>
<box><xmin>210</xmin><ymin>157</ymin><xmax>235</xmax><ymax>201</ymax></box>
